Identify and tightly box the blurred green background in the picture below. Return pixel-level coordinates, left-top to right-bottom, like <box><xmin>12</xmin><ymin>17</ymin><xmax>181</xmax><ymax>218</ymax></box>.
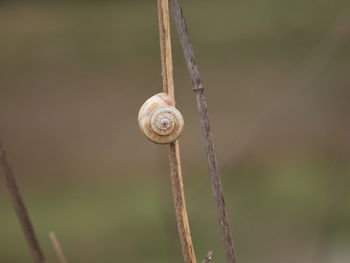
<box><xmin>1</xmin><ymin>0</ymin><xmax>350</xmax><ymax>262</ymax></box>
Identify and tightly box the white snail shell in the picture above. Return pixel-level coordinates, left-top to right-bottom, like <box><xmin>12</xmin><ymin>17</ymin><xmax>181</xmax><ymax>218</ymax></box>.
<box><xmin>138</xmin><ymin>93</ymin><xmax>184</xmax><ymax>144</ymax></box>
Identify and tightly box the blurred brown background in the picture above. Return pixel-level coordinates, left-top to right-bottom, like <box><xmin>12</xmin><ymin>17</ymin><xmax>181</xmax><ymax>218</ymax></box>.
<box><xmin>0</xmin><ymin>0</ymin><xmax>350</xmax><ymax>262</ymax></box>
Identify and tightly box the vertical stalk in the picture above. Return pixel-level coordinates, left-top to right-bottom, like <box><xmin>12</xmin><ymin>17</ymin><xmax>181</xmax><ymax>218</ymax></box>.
<box><xmin>169</xmin><ymin>1</ymin><xmax>237</xmax><ymax>262</ymax></box>
<box><xmin>0</xmin><ymin>143</ymin><xmax>45</xmax><ymax>263</ymax></box>
<box><xmin>157</xmin><ymin>1</ymin><xmax>197</xmax><ymax>263</ymax></box>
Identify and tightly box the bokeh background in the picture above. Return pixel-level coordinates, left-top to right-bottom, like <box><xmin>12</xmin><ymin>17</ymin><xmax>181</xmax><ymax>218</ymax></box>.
<box><xmin>1</xmin><ymin>0</ymin><xmax>350</xmax><ymax>262</ymax></box>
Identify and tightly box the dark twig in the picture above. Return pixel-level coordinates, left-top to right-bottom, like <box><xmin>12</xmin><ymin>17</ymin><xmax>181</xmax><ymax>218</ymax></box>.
<box><xmin>201</xmin><ymin>251</ymin><xmax>213</xmax><ymax>263</ymax></box>
<box><xmin>0</xmin><ymin>142</ymin><xmax>45</xmax><ymax>263</ymax></box>
<box><xmin>169</xmin><ymin>1</ymin><xmax>237</xmax><ymax>263</ymax></box>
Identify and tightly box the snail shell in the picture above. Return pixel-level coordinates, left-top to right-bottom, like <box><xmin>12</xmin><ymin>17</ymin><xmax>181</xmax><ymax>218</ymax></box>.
<box><xmin>138</xmin><ymin>93</ymin><xmax>184</xmax><ymax>144</ymax></box>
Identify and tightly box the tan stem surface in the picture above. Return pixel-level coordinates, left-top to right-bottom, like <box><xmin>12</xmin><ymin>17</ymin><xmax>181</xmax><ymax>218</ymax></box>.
<box><xmin>157</xmin><ymin>1</ymin><xmax>197</xmax><ymax>263</ymax></box>
<box><xmin>49</xmin><ymin>232</ymin><xmax>70</xmax><ymax>263</ymax></box>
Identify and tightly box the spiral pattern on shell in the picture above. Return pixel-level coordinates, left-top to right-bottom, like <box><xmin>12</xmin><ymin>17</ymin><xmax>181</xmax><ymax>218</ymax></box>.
<box><xmin>138</xmin><ymin>93</ymin><xmax>184</xmax><ymax>144</ymax></box>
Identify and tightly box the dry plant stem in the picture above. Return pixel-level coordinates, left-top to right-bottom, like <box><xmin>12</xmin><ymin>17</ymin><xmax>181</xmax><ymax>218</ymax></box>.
<box><xmin>49</xmin><ymin>232</ymin><xmax>70</xmax><ymax>263</ymax></box>
<box><xmin>169</xmin><ymin>0</ymin><xmax>237</xmax><ymax>262</ymax></box>
<box><xmin>157</xmin><ymin>1</ymin><xmax>196</xmax><ymax>263</ymax></box>
<box><xmin>0</xmin><ymin>143</ymin><xmax>45</xmax><ymax>263</ymax></box>
<box><xmin>157</xmin><ymin>0</ymin><xmax>175</xmax><ymax>101</ymax></box>
<box><xmin>168</xmin><ymin>142</ymin><xmax>196</xmax><ymax>263</ymax></box>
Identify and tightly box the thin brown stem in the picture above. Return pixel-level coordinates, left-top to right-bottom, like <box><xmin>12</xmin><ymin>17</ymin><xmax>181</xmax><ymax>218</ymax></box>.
<box><xmin>157</xmin><ymin>1</ymin><xmax>197</xmax><ymax>263</ymax></box>
<box><xmin>0</xmin><ymin>142</ymin><xmax>45</xmax><ymax>263</ymax></box>
<box><xmin>169</xmin><ymin>1</ymin><xmax>237</xmax><ymax>263</ymax></box>
<box><xmin>168</xmin><ymin>142</ymin><xmax>197</xmax><ymax>263</ymax></box>
<box><xmin>157</xmin><ymin>0</ymin><xmax>175</xmax><ymax>102</ymax></box>
<box><xmin>49</xmin><ymin>231</ymin><xmax>70</xmax><ymax>263</ymax></box>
